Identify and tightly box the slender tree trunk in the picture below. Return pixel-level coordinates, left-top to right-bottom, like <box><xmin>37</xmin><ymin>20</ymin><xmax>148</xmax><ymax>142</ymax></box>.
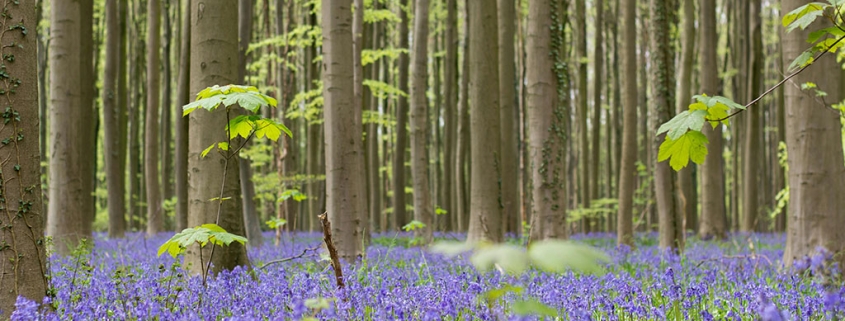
<box><xmin>455</xmin><ymin>4</ymin><xmax>471</xmax><ymax>232</ymax></box>
<box><xmin>676</xmin><ymin>0</ymin><xmax>696</xmax><ymax>232</ymax></box>
<box><xmin>282</xmin><ymin>0</ymin><xmax>299</xmax><ymax>233</ymax></box>
<box><xmin>782</xmin><ymin>0</ymin><xmax>845</xmax><ymax>266</ymax></box>
<box><xmin>104</xmin><ymin>0</ymin><xmax>126</xmax><ymax>238</ymax></box>
<box><xmin>574</xmin><ymin>0</ymin><xmax>590</xmax><ymax>231</ymax></box>
<box><xmin>161</xmin><ymin>0</ymin><xmax>174</xmax><ymax>203</ymax></box>
<box><xmin>145</xmin><ymin>0</ymin><xmax>163</xmax><ymax>236</ymax></box>
<box><xmin>48</xmin><ymin>0</ymin><xmax>95</xmax><ymax>253</ymax></box>
<box><xmin>37</xmin><ymin>0</ymin><xmax>48</xmax><ymax>219</ymax></box>
<box><xmin>322</xmin><ymin>0</ymin><xmax>366</xmax><ymax>258</ymax></box>
<box><xmin>351</xmin><ymin>0</ymin><xmax>369</xmax><ymax>244</ymax></box>
<box><xmin>650</xmin><ymin>0</ymin><xmax>683</xmax><ymax>251</ymax></box>
<box><xmin>368</xmin><ymin>4</ymin><xmax>382</xmax><ymax>233</ymax></box>
<box><xmin>305</xmin><ymin>7</ymin><xmax>321</xmax><ymax>231</ymax></box>
<box><xmin>637</xmin><ymin>12</ymin><xmax>651</xmax><ymax>230</ymax></box>
<box><xmin>238</xmin><ymin>0</ymin><xmax>263</xmax><ymax>247</ymax></box>
<box><xmin>443</xmin><ymin>0</ymin><xmax>458</xmax><ymax>234</ymax></box>
<box><xmin>0</xmin><ymin>2</ymin><xmax>48</xmax><ymax>317</ymax></box>
<box><xmin>742</xmin><ymin>0</ymin><xmax>762</xmax><ymax>232</ymax></box>
<box><xmin>393</xmin><ymin>0</ymin><xmax>410</xmax><ymax>230</ymax></box>
<box><xmin>499</xmin><ymin>0</ymin><xmax>519</xmax><ymax>236</ymax></box>
<box><xmin>617</xmin><ymin>0</ymin><xmax>637</xmax><ymax>247</ymax></box>
<box><xmin>774</xmin><ymin>35</ymin><xmax>787</xmax><ymax>232</ymax></box>
<box><xmin>527</xmin><ymin>0</ymin><xmax>567</xmax><ymax>241</ymax></box>
<box><xmin>589</xmin><ymin>0</ymin><xmax>603</xmax><ymax>233</ymax></box>
<box><xmin>187</xmin><ymin>0</ymin><xmax>250</xmax><ymax>274</ymax></box>
<box><xmin>410</xmin><ymin>0</ymin><xmax>434</xmax><ymax>243</ymax></box>
<box><xmin>467</xmin><ymin>0</ymin><xmax>503</xmax><ymax>243</ymax></box>
<box><xmin>698</xmin><ymin>0</ymin><xmax>727</xmax><ymax>240</ymax></box>
<box><xmin>174</xmin><ymin>0</ymin><xmax>190</xmax><ymax>232</ymax></box>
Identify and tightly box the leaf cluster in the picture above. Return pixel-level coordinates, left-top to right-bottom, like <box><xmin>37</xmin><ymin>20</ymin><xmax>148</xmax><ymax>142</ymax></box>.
<box><xmin>157</xmin><ymin>224</ymin><xmax>248</xmax><ymax>258</ymax></box>
<box><xmin>657</xmin><ymin>95</ymin><xmax>744</xmax><ymax>170</ymax></box>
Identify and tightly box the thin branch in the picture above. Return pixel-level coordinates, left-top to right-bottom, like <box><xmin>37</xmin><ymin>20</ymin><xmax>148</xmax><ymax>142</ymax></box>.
<box><xmin>706</xmin><ymin>33</ymin><xmax>845</xmax><ymax>122</ymax></box>
<box><xmin>319</xmin><ymin>212</ymin><xmax>345</xmax><ymax>290</ymax></box>
<box><xmin>258</xmin><ymin>246</ymin><xmax>320</xmax><ymax>269</ymax></box>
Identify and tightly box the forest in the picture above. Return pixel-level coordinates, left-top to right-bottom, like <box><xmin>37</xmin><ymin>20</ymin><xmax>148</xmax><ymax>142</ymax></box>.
<box><xmin>2</xmin><ymin>0</ymin><xmax>845</xmax><ymax>319</ymax></box>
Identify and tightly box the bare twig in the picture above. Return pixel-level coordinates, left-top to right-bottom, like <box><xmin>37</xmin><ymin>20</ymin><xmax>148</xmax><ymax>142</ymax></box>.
<box><xmin>319</xmin><ymin>212</ymin><xmax>345</xmax><ymax>290</ymax></box>
<box><xmin>258</xmin><ymin>246</ymin><xmax>320</xmax><ymax>269</ymax></box>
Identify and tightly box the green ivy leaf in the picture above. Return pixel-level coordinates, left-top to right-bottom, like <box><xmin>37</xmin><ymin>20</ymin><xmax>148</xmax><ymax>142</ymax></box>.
<box><xmin>512</xmin><ymin>299</ymin><xmax>559</xmax><ymax>317</ymax></box>
<box><xmin>782</xmin><ymin>3</ymin><xmax>826</xmax><ymax>32</ymax></box>
<box><xmin>658</xmin><ymin>131</ymin><xmax>709</xmax><ymax>171</ymax></box>
<box><xmin>656</xmin><ymin>110</ymin><xmax>708</xmax><ymax>140</ymax></box>
<box><xmin>527</xmin><ymin>240</ymin><xmax>610</xmax><ymax>274</ymax></box>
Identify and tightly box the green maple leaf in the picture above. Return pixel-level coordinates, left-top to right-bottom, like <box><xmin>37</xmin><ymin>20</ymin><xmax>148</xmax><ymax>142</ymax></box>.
<box><xmin>658</xmin><ymin>131</ymin><xmax>709</xmax><ymax>171</ymax></box>
<box><xmin>656</xmin><ymin>110</ymin><xmax>708</xmax><ymax>140</ymax></box>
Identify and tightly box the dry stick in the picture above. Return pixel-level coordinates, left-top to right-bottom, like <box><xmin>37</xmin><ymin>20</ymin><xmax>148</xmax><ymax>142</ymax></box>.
<box><xmin>258</xmin><ymin>246</ymin><xmax>320</xmax><ymax>269</ymax></box>
<box><xmin>319</xmin><ymin>212</ymin><xmax>345</xmax><ymax>290</ymax></box>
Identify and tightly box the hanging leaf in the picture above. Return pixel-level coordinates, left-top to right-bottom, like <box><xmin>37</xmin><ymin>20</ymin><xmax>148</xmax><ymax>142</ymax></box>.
<box><xmin>656</xmin><ymin>110</ymin><xmax>708</xmax><ymax>140</ymax></box>
<box><xmin>657</xmin><ymin>131</ymin><xmax>709</xmax><ymax>171</ymax></box>
<box><xmin>782</xmin><ymin>3</ymin><xmax>826</xmax><ymax>32</ymax></box>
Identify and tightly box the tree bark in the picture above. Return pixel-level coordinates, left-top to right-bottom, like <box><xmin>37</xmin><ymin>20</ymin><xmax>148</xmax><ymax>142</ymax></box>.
<box><xmin>161</xmin><ymin>0</ymin><xmax>174</xmax><ymax>203</ymax></box>
<box><xmin>499</xmin><ymin>0</ymin><xmax>519</xmax><ymax>236</ymax></box>
<box><xmin>145</xmin><ymin>0</ymin><xmax>163</xmax><ymax>236</ymax></box>
<box><xmin>589</xmin><ymin>0</ymin><xmax>604</xmax><ymax>233</ymax></box>
<box><xmin>676</xmin><ymin>0</ymin><xmax>696</xmax><ymax>232</ymax></box>
<box><xmin>455</xmin><ymin>4</ymin><xmax>470</xmax><ymax>232</ymax></box>
<box><xmin>187</xmin><ymin>0</ymin><xmax>250</xmax><ymax>274</ymax></box>
<box><xmin>698</xmin><ymin>0</ymin><xmax>727</xmax><ymax>240</ymax></box>
<box><xmin>443</xmin><ymin>0</ymin><xmax>458</xmax><ymax>233</ymax></box>
<box><xmin>575</xmin><ymin>0</ymin><xmax>589</xmax><ymax>228</ymax></box>
<box><xmin>367</xmin><ymin>2</ymin><xmax>382</xmax><ymax>233</ymax></box>
<box><xmin>782</xmin><ymin>0</ymin><xmax>845</xmax><ymax>267</ymax></box>
<box><xmin>0</xmin><ymin>2</ymin><xmax>48</xmax><ymax>317</ymax></box>
<box><xmin>48</xmin><ymin>0</ymin><xmax>95</xmax><ymax>253</ymax></box>
<box><xmin>617</xmin><ymin>0</ymin><xmax>637</xmax><ymax>247</ymax></box>
<box><xmin>322</xmin><ymin>0</ymin><xmax>366</xmax><ymax>258</ymax></box>
<box><xmin>650</xmin><ymin>0</ymin><xmax>683</xmax><ymax>251</ymax></box>
<box><xmin>467</xmin><ymin>0</ymin><xmax>503</xmax><ymax>243</ymax></box>
<box><xmin>410</xmin><ymin>0</ymin><xmax>434</xmax><ymax>242</ymax></box>
<box><xmin>174</xmin><ymin>0</ymin><xmax>190</xmax><ymax>232</ymax></box>
<box><xmin>393</xmin><ymin>0</ymin><xmax>410</xmax><ymax>230</ymax></box>
<box><xmin>526</xmin><ymin>0</ymin><xmax>567</xmax><ymax>241</ymax></box>
<box><xmin>742</xmin><ymin>0</ymin><xmax>762</xmax><ymax>232</ymax></box>
<box><xmin>104</xmin><ymin>0</ymin><xmax>126</xmax><ymax>238</ymax></box>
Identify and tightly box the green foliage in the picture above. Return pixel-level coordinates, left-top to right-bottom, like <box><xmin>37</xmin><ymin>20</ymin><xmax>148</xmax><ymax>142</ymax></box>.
<box><xmin>430</xmin><ymin>240</ymin><xmax>610</xmax><ymax>276</ymax></box>
<box><xmin>567</xmin><ymin>198</ymin><xmax>618</xmax><ymax>223</ymax></box>
<box><xmin>265</xmin><ymin>218</ymin><xmax>287</xmax><ymax>230</ymax></box>
<box><xmin>157</xmin><ymin>224</ymin><xmax>248</xmax><ymax>258</ymax></box>
<box><xmin>782</xmin><ymin>2</ymin><xmax>825</xmax><ymax>32</ymax></box>
<box><xmin>279</xmin><ymin>189</ymin><xmax>307</xmax><ymax>202</ymax></box>
<box><xmin>402</xmin><ymin>220</ymin><xmax>426</xmax><ymax>232</ymax></box>
<box><xmin>182</xmin><ymin>85</ymin><xmax>278</xmax><ymax>115</ymax></box>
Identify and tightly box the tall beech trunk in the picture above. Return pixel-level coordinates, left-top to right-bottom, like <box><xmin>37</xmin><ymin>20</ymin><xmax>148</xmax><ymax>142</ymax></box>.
<box><xmin>174</xmin><ymin>0</ymin><xmax>190</xmax><ymax>232</ymax></box>
<box><xmin>443</xmin><ymin>0</ymin><xmax>458</xmax><ymax>233</ymax></box>
<box><xmin>48</xmin><ymin>0</ymin><xmax>95</xmax><ymax>254</ymax></box>
<box><xmin>393</xmin><ymin>0</ymin><xmax>410</xmax><ymax>230</ymax></box>
<box><xmin>575</xmin><ymin>0</ymin><xmax>589</xmax><ymax>226</ymax></box>
<box><xmin>527</xmin><ymin>0</ymin><xmax>567</xmax><ymax>241</ymax></box>
<box><xmin>305</xmin><ymin>8</ymin><xmax>321</xmax><ymax>231</ymax></box>
<box><xmin>145</xmin><ymin>0</ymin><xmax>163</xmax><ymax>236</ymax></box>
<box><xmin>617</xmin><ymin>0</ymin><xmax>637</xmax><ymax>247</ymax></box>
<box><xmin>698</xmin><ymin>0</ymin><xmax>727</xmax><ymax>240</ymax></box>
<box><xmin>104</xmin><ymin>0</ymin><xmax>126</xmax><ymax>238</ymax></box>
<box><xmin>499</xmin><ymin>0</ymin><xmax>519</xmax><ymax>236</ymax></box>
<box><xmin>187</xmin><ymin>0</ymin><xmax>250</xmax><ymax>274</ymax></box>
<box><xmin>0</xmin><ymin>2</ymin><xmax>47</xmax><ymax>317</ymax></box>
<box><xmin>676</xmin><ymin>0</ymin><xmax>696</xmax><ymax>232</ymax></box>
<box><xmin>322</xmin><ymin>0</ymin><xmax>366</xmax><ymax>258</ymax></box>
<box><xmin>455</xmin><ymin>4</ymin><xmax>471</xmax><ymax>232</ymax></box>
<box><xmin>368</xmin><ymin>5</ymin><xmax>382</xmax><ymax>233</ymax></box>
<box><xmin>650</xmin><ymin>0</ymin><xmax>683</xmax><ymax>251</ymax></box>
<box><xmin>782</xmin><ymin>0</ymin><xmax>845</xmax><ymax>266</ymax></box>
<box><xmin>352</xmin><ymin>0</ymin><xmax>368</xmax><ymax>243</ymax></box>
<box><xmin>742</xmin><ymin>0</ymin><xmax>762</xmax><ymax>232</ymax></box>
<box><xmin>410</xmin><ymin>0</ymin><xmax>434</xmax><ymax>243</ymax></box>
<box><xmin>467</xmin><ymin>0</ymin><xmax>503</xmax><ymax>243</ymax></box>
<box><xmin>161</xmin><ymin>0</ymin><xmax>174</xmax><ymax>203</ymax></box>
<box><xmin>589</xmin><ymin>0</ymin><xmax>603</xmax><ymax>233</ymax></box>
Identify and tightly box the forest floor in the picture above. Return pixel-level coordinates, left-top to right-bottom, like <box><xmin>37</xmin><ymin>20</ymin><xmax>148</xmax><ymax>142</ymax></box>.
<box><xmin>8</xmin><ymin>232</ymin><xmax>842</xmax><ymax>320</ymax></box>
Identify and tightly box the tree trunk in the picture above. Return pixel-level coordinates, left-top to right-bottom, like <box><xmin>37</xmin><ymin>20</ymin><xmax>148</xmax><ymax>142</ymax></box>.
<box><xmin>650</xmin><ymin>0</ymin><xmax>683</xmax><ymax>251</ymax></box>
<box><xmin>322</xmin><ymin>0</ymin><xmax>366</xmax><ymax>258</ymax></box>
<box><xmin>351</xmin><ymin>0</ymin><xmax>369</xmax><ymax>244</ymax></box>
<box><xmin>187</xmin><ymin>0</ymin><xmax>250</xmax><ymax>274</ymax></box>
<box><xmin>0</xmin><ymin>2</ymin><xmax>48</xmax><ymax>317</ymax></box>
<box><xmin>574</xmin><ymin>0</ymin><xmax>590</xmax><ymax>231</ymax></box>
<box><xmin>282</xmin><ymin>0</ymin><xmax>299</xmax><ymax>233</ymax></box>
<box><xmin>698</xmin><ymin>0</ymin><xmax>727</xmax><ymax>240</ymax></box>
<box><xmin>467</xmin><ymin>0</ymin><xmax>503</xmax><ymax>243</ymax></box>
<box><xmin>742</xmin><ymin>0</ymin><xmax>762</xmax><ymax>232</ymax></box>
<box><xmin>145</xmin><ymin>0</ymin><xmax>163</xmax><ymax>236</ymax></box>
<box><xmin>589</xmin><ymin>0</ymin><xmax>603</xmax><ymax>233</ymax></box>
<box><xmin>305</xmin><ymin>6</ymin><xmax>321</xmax><ymax>231</ymax></box>
<box><xmin>617</xmin><ymin>0</ymin><xmax>637</xmax><ymax>247</ymax></box>
<box><xmin>499</xmin><ymin>0</ymin><xmax>519</xmax><ymax>236</ymax></box>
<box><xmin>174</xmin><ymin>0</ymin><xmax>190</xmax><ymax>232</ymax></box>
<box><xmin>393</xmin><ymin>0</ymin><xmax>410</xmax><ymax>230</ymax></box>
<box><xmin>526</xmin><ymin>0</ymin><xmax>567</xmax><ymax>241</ymax></box>
<box><xmin>455</xmin><ymin>4</ymin><xmax>471</xmax><ymax>232</ymax></box>
<box><xmin>782</xmin><ymin>0</ymin><xmax>845</xmax><ymax>266</ymax></box>
<box><xmin>104</xmin><ymin>0</ymin><xmax>126</xmax><ymax>238</ymax></box>
<box><xmin>368</xmin><ymin>4</ymin><xmax>382</xmax><ymax>233</ymax></box>
<box><xmin>676</xmin><ymin>0</ymin><xmax>696</xmax><ymax>232</ymax></box>
<box><xmin>410</xmin><ymin>0</ymin><xmax>434</xmax><ymax>243</ymax></box>
<box><xmin>238</xmin><ymin>0</ymin><xmax>263</xmax><ymax>247</ymax></box>
<box><xmin>48</xmin><ymin>0</ymin><xmax>95</xmax><ymax>254</ymax></box>
<box><xmin>443</xmin><ymin>0</ymin><xmax>458</xmax><ymax>234</ymax></box>
<box><xmin>161</xmin><ymin>0</ymin><xmax>174</xmax><ymax>204</ymax></box>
